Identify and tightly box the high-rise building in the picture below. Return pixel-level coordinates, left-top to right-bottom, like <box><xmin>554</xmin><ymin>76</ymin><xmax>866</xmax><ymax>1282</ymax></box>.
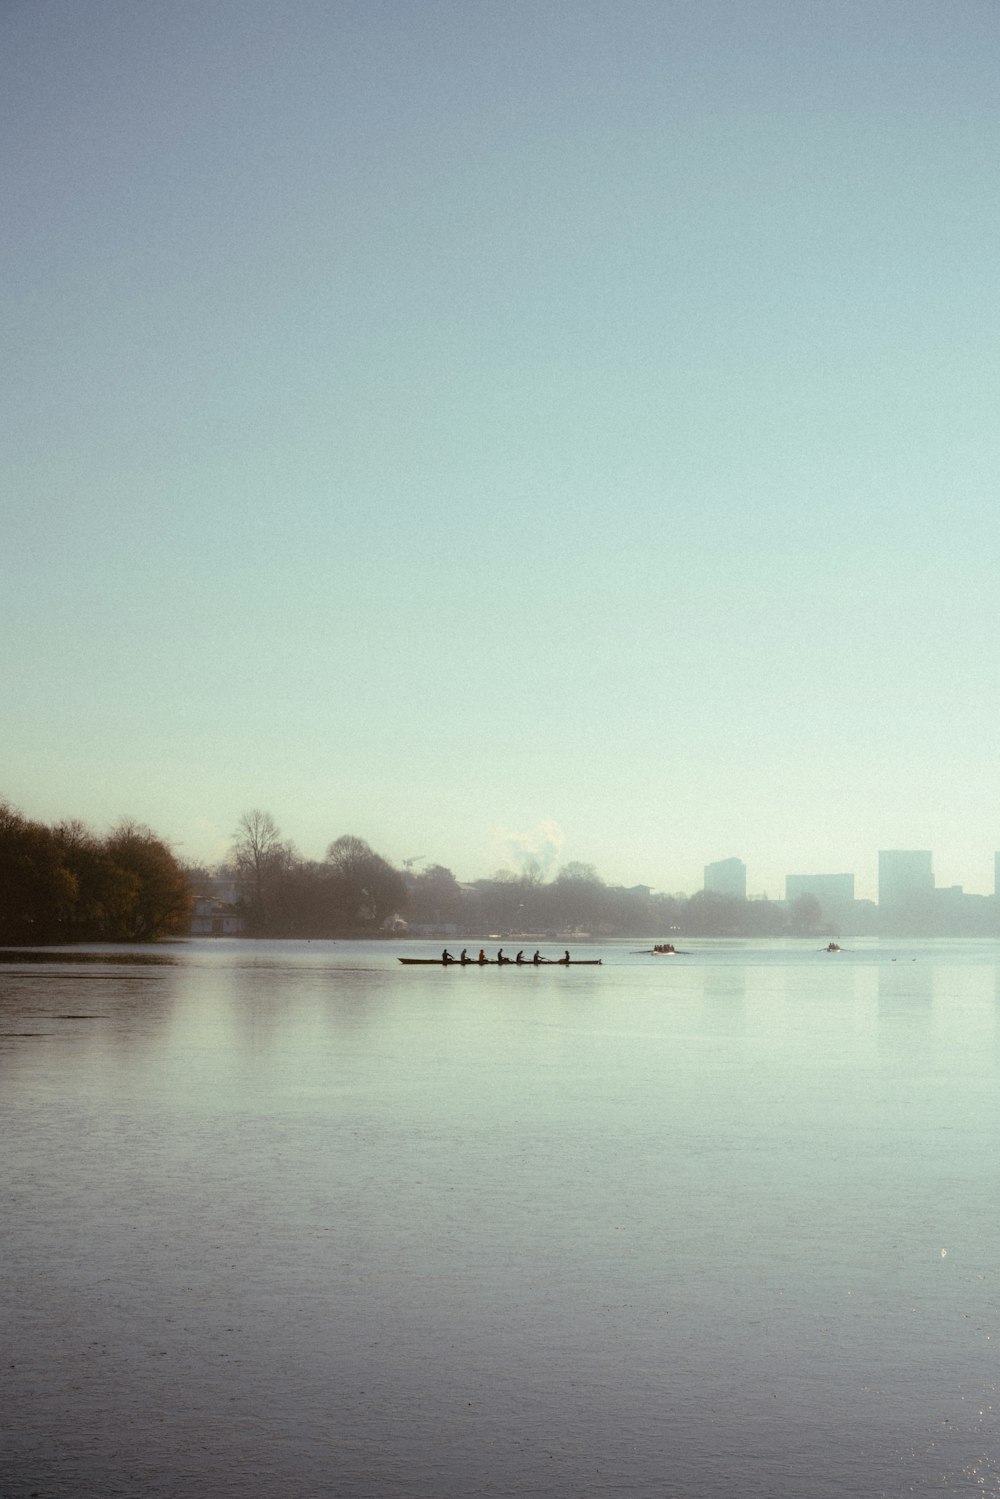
<box><xmin>704</xmin><ymin>857</ymin><xmax>747</xmax><ymax>900</ymax></box>
<box><xmin>785</xmin><ymin>873</ymin><xmax>855</xmax><ymax>930</ymax></box>
<box><xmin>878</xmin><ymin>850</ymin><xmax>934</xmax><ymax>911</ymax></box>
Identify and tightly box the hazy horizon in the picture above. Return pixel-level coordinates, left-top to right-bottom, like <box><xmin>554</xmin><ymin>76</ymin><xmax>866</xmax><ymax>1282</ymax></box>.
<box><xmin>4</xmin><ymin>795</ymin><xmax>1000</xmax><ymax>907</ymax></box>
<box><xmin>5</xmin><ymin>1</ymin><xmax>999</xmax><ymax>907</ymax></box>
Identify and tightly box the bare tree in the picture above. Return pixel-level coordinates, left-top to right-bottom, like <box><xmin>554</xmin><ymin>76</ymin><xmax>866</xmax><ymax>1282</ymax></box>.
<box><xmin>408</xmin><ymin>863</ymin><xmax>464</xmax><ymax>927</ymax></box>
<box><xmin>232</xmin><ymin>809</ymin><xmax>285</xmax><ymax>930</ymax></box>
<box><xmin>326</xmin><ymin>834</ymin><xmax>408</xmax><ymax>930</ymax></box>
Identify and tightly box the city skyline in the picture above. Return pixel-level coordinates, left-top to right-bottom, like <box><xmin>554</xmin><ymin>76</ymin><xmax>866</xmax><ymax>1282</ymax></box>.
<box><xmin>5</xmin><ymin>2</ymin><xmax>999</xmax><ymax>904</ymax></box>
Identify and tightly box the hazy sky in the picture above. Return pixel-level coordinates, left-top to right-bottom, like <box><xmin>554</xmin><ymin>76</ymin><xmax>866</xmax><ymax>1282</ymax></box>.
<box><xmin>4</xmin><ymin>0</ymin><xmax>999</xmax><ymax>900</ymax></box>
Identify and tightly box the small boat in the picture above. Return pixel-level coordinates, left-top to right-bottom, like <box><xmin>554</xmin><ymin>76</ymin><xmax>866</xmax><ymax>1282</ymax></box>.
<box><xmin>397</xmin><ymin>957</ymin><xmax>603</xmax><ymax>966</ymax></box>
<box><xmin>823</xmin><ymin>942</ymin><xmax>843</xmax><ymax>953</ymax></box>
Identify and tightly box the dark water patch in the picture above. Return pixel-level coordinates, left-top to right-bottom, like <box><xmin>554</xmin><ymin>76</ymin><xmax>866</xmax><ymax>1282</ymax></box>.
<box><xmin>0</xmin><ymin>949</ymin><xmax>177</xmax><ymax>965</ymax></box>
<box><xmin>2</xmin><ymin>973</ymin><xmax>169</xmax><ymax>984</ymax></box>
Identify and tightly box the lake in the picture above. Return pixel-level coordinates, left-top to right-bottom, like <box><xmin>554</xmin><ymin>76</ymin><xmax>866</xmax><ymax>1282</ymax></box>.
<box><xmin>2</xmin><ymin>938</ymin><xmax>998</xmax><ymax>1498</ymax></box>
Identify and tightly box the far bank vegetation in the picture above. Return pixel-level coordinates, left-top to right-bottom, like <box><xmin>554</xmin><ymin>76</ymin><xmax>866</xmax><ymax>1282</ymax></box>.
<box><xmin>0</xmin><ymin>802</ymin><xmax>192</xmax><ymax>943</ymax></box>
<box><xmin>199</xmin><ymin>809</ymin><xmax>828</xmax><ymax>941</ymax></box>
<box><xmin>0</xmin><ymin>800</ymin><xmax>862</xmax><ymax>945</ymax></box>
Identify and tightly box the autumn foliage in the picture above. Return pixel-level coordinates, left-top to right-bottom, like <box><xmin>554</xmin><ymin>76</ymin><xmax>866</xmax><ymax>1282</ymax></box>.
<box><xmin>0</xmin><ymin>803</ymin><xmax>192</xmax><ymax>944</ymax></box>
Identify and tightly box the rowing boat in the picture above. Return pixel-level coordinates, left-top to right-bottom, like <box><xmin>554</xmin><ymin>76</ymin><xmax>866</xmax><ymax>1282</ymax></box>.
<box><xmin>397</xmin><ymin>957</ymin><xmax>602</xmax><ymax>966</ymax></box>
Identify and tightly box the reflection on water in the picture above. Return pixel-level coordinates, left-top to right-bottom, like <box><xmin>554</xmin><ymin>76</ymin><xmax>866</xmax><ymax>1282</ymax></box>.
<box><xmin>877</xmin><ymin>957</ymin><xmax>935</xmax><ymax>1066</ymax></box>
<box><xmin>699</xmin><ymin>960</ymin><xmax>747</xmax><ymax>1017</ymax></box>
<box><xmin>3</xmin><ymin>938</ymin><xmax>1000</xmax><ymax>1498</ymax></box>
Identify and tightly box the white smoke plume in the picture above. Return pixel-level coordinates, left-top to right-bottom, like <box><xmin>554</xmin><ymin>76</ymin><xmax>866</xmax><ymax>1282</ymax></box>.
<box><xmin>495</xmin><ymin>818</ymin><xmax>566</xmax><ymax>880</ymax></box>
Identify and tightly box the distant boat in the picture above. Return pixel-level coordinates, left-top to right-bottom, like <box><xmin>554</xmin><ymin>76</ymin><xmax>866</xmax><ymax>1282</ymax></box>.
<box><xmin>823</xmin><ymin>942</ymin><xmax>843</xmax><ymax>952</ymax></box>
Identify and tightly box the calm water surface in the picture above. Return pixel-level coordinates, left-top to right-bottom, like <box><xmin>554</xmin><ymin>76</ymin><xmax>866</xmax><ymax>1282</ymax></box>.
<box><xmin>2</xmin><ymin>938</ymin><xmax>999</xmax><ymax>1498</ymax></box>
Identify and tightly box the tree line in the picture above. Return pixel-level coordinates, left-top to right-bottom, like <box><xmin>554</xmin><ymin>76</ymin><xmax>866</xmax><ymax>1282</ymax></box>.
<box><xmin>0</xmin><ymin>802</ymin><xmax>192</xmax><ymax>944</ymax></box>
<box><xmin>216</xmin><ymin>811</ymin><xmax>409</xmax><ymax>937</ymax></box>
<box><xmin>210</xmin><ymin>810</ymin><xmax>833</xmax><ymax>939</ymax></box>
<box><xmin>405</xmin><ymin>866</ymin><xmax>827</xmax><ymax>940</ymax></box>
<box><xmin>0</xmin><ymin>800</ymin><xmax>841</xmax><ymax>945</ymax></box>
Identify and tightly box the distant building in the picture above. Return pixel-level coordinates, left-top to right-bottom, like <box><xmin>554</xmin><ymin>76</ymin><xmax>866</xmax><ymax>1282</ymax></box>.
<box><xmin>188</xmin><ymin>876</ymin><xmax>245</xmax><ymax>937</ymax></box>
<box><xmin>878</xmin><ymin>850</ymin><xmax>934</xmax><ymax>931</ymax></box>
<box><xmin>190</xmin><ymin>895</ymin><xmax>245</xmax><ymax>937</ymax></box>
<box><xmin>930</xmin><ymin>884</ymin><xmax>999</xmax><ymax>936</ymax></box>
<box><xmin>704</xmin><ymin>857</ymin><xmax>747</xmax><ymax>900</ymax></box>
<box><xmin>878</xmin><ymin>850</ymin><xmax>934</xmax><ymax>908</ymax></box>
<box><xmin>785</xmin><ymin>873</ymin><xmax>855</xmax><ymax>932</ymax></box>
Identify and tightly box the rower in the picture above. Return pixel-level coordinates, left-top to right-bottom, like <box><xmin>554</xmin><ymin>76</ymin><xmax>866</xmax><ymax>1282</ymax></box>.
<box><xmin>460</xmin><ymin>948</ymin><xmax>468</xmax><ymax>962</ymax></box>
<box><xmin>497</xmin><ymin>948</ymin><xmax>505</xmax><ymax>963</ymax></box>
<box><xmin>478</xmin><ymin>948</ymin><xmax>486</xmax><ymax>963</ymax></box>
<box><xmin>442</xmin><ymin>949</ymin><xmax>453</xmax><ymax>963</ymax></box>
<box><xmin>516</xmin><ymin>949</ymin><xmax>525</xmax><ymax>964</ymax></box>
<box><xmin>563</xmin><ymin>949</ymin><xmax>570</xmax><ymax>963</ymax></box>
<box><xmin>532</xmin><ymin>950</ymin><xmax>541</xmax><ymax>964</ymax></box>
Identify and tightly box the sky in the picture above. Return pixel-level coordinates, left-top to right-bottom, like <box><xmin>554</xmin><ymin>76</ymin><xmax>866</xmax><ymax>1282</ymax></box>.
<box><xmin>4</xmin><ymin>0</ymin><xmax>1000</xmax><ymax>901</ymax></box>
